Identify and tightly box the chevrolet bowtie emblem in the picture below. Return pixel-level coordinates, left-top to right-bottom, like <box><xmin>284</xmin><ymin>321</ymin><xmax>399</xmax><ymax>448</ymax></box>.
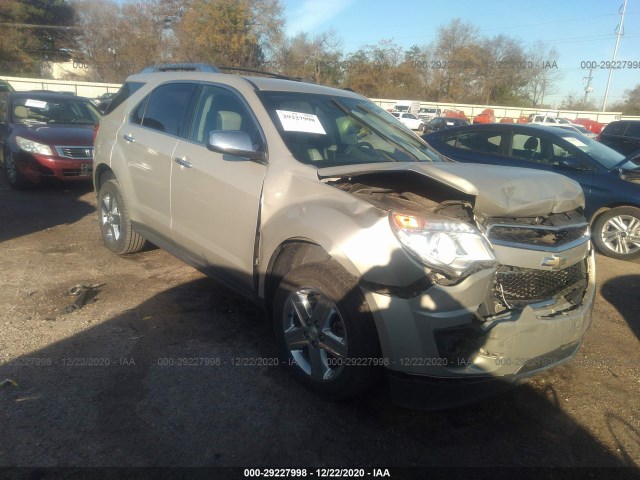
<box><xmin>541</xmin><ymin>254</ymin><xmax>568</xmax><ymax>270</ymax></box>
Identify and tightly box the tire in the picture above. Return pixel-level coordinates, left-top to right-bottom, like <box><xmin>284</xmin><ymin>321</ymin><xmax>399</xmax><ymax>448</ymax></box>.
<box><xmin>273</xmin><ymin>260</ymin><xmax>381</xmax><ymax>400</ymax></box>
<box><xmin>3</xmin><ymin>151</ymin><xmax>27</xmax><ymax>189</ymax></box>
<box><xmin>592</xmin><ymin>206</ymin><xmax>640</xmax><ymax>260</ymax></box>
<box><xmin>97</xmin><ymin>178</ymin><xmax>146</xmax><ymax>254</ymax></box>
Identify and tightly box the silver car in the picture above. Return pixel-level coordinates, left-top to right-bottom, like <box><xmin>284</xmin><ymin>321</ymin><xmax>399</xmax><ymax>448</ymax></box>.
<box><xmin>93</xmin><ymin>65</ymin><xmax>595</xmax><ymax>408</ymax></box>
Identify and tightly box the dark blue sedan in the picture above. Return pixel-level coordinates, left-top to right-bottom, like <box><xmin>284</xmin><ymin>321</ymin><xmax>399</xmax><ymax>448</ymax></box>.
<box><xmin>423</xmin><ymin>123</ymin><xmax>640</xmax><ymax>260</ymax></box>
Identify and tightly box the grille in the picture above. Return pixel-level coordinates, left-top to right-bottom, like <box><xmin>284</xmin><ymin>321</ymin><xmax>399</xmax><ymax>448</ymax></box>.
<box><xmin>55</xmin><ymin>146</ymin><xmax>94</xmax><ymax>159</ymax></box>
<box><xmin>494</xmin><ymin>261</ymin><xmax>585</xmax><ymax>305</ymax></box>
<box><xmin>487</xmin><ymin>224</ymin><xmax>589</xmax><ymax>250</ymax></box>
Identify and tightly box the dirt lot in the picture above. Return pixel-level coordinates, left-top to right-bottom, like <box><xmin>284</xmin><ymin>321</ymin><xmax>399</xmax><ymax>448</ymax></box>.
<box><xmin>0</xmin><ymin>173</ymin><xmax>639</xmax><ymax>476</ymax></box>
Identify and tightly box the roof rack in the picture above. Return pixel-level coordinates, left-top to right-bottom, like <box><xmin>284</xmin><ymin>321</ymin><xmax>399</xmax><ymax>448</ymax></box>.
<box><xmin>218</xmin><ymin>66</ymin><xmax>302</xmax><ymax>82</ymax></box>
<box><xmin>140</xmin><ymin>63</ymin><xmax>220</xmax><ymax>73</ymax></box>
<box><xmin>138</xmin><ymin>63</ymin><xmax>305</xmax><ymax>83</ymax></box>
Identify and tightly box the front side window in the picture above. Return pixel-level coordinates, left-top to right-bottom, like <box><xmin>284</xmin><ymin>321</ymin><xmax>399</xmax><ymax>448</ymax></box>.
<box><xmin>139</xmin><ymin>83</ymin><xmax>197</xmax><ymax>136</ymax></box>
<box><xmin>511</xmin><ymin>133</ymin><xmax>542</xmax><ymax>161</ymax></box>
<box><xmin>189</xmin><ymin>85</ymin><xmax>262</xmax><ymax>149</ymax></box>
<box><xmin>258</xmin><ymin>91</ymin><xmax>442</xmax><ymax>167</ymax></box>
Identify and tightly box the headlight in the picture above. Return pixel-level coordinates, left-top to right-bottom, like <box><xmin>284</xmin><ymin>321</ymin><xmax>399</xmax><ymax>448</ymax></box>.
<box><xmin>390</xmin><ymin>211</ymin><xmax>497</xmax><ymax>279</ymax></box>
<box><xmin>16</xmin><ymin>136</ymin><xmax>53</xmax><ymax>155</ymax></box>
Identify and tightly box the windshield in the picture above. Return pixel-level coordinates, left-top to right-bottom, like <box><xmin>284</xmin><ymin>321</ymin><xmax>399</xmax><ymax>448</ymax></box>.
<box><xmin>258</xmin><ymin>91</ymin><xmax>443</xmax><ymax>167</ymax></box>
<box><xmin>560</xmin><ymin>133</ymin><xmax>631</xmax><ymax>169</ymax></box>
<box><xmin>11</xmin><ymin>97</ymin><xmax>100</xmax><ymax>125</ymax></box>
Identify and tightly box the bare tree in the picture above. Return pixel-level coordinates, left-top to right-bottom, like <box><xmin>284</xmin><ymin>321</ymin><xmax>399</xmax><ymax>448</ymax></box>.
<box><xmin>521</xmin><ymin>42</ymin><xmax>562</xmax><ymax>107</ymax></box>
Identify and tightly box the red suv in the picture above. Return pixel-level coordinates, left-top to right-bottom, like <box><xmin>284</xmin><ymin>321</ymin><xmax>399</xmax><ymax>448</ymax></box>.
<box><xmin>0</xmin><ymin>91</ymin><xmax>100</xmax><ymax>188</ymax></box>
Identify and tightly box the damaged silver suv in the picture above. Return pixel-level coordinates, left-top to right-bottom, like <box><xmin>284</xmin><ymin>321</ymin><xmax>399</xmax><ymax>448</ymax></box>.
<box><xmin>93</xmin><ymin>65</ymin><xmax>595</xmax><ymax>408</ymax></box>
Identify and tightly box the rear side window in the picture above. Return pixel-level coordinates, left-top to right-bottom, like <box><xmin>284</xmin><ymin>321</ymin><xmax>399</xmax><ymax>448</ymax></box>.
<box><xmin>454</xmin><ymin>131</ymin><xmax>503</xmax><ymax>153</ymax></box>
<box><xmin>139</xmin><ymin>83</ymin><xmax>197</xmax><ymax>136</ymax></box>
<box><xmin>603</xmin><ymin>121</ymin><xmax>626</xmax><ymax>136</ymax></box>
<box><xmin>105</xmin><ymin>81</ymin><xmax>145</xmax><ymax>114</ymax></box>
<box><xmin>624</xmin><ymin>122</ymin><xmax>640</xmax><ymax>138</ymax></box>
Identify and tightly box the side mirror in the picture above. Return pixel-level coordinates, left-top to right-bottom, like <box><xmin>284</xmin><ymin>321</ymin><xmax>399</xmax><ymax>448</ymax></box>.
<box><xmin>207</xmin><ymin>130</ymin><xmax>266</xmax><ymax>163</ymax></box>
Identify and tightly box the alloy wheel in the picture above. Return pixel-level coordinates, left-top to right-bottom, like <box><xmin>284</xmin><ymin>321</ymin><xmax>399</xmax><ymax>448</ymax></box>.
<box><xmin>601</xmin><ymin>214</ymin><xmax>640</xmax><ymax>255</ymax></box>
<box><xmin>101</xmin><ymin>192</ymin><xmax>122</xmax><ymax>242</ymax></box>
<box><xmin>282</xmin><ymin>288</ymin><xmax>348</xmax><ymax>382</ymax></box>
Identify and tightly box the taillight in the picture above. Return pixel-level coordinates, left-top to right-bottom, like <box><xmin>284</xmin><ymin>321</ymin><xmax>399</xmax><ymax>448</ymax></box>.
<box><xmin>93</xmin><ymin>123</ymin><xmax>99</xmax><ymax>144</ymax></box>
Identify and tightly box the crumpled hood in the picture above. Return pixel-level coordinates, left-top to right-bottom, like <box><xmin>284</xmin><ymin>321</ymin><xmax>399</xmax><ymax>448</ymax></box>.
<box><xmin>317</xmin><ymin>162</ymin><xmax>585</xmax><ymax>217</ymax></box>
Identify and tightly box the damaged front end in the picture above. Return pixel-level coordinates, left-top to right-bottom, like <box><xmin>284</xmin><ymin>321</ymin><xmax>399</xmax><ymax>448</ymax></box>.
<box><xmin>322</xmin><ymin>164</ymin><xmax>595</xmax><ymax>407</ymax></box>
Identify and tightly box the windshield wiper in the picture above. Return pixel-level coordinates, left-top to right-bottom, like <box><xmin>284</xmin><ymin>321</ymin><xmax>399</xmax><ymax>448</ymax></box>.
<box><xmin>330</xmin><ymin>99</ymin><xmax>419</xmax><ymax>162</ymax></box>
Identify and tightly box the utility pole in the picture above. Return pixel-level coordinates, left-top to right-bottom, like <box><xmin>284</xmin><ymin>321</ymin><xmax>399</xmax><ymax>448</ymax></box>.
<box><xmin>602</xmin><ymin>0</ymin><xmax>628</xmax><ymax>111</ymax></box>
<box><xmin>583</xmin><ymin>67</ymin><xmax>593</xmax><ymax>105</ymax></box>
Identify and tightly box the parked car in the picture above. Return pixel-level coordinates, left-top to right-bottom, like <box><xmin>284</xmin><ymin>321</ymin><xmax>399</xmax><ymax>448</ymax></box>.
<box><xmin>473</xmin><ymin>108</ymin><xmax>495</xmax><ymax>124</ymax></box>
<box><xmin>528</xmin><ymin>114</ymin><xmax>572</xmax><ymax>125</ymax></box>
<box><xmin>417</xmin><ymin>106</ymin><xmax>441</xmax><ymax>122</ymax></box>
<box><xmin>423</xmin><ymin>123</ymin><xmax>640</xmax><ymax>259</ymax></box>
<box><xmin>93</xmin><ymin>65</ymin><xmax>594</xmax><ymax>408</ymax></box>
<box><xmin>553</xmin><ymin>124</ymin><xmax>598</xmax><ymax>140</ymax></box>
<box><xmin>0</xmin><ymin>91</ymin><xmax>100</xmax><ymax>188</ymax></box>
<box><xmin>390</xmin><ymin>111</ymin><xmax>425</xmax><ymax>131</ymax></box>
<box><xmin>423</xmin><ymin>116</ymin><xmax>470</xmax><ymax>133</ymax></box>
<box><xmin>500</xmin><ymin>117</ymin><xmax>514</xmax><ymax>123</ymax></box>
<box><xmin>597</xmin><ymin>120</ymin><xmax>640</xmax><ymax>157</ymax></box>
<box><xmin>92</xmin><ymin>92</ymin><xmax>116</xmax><ymax>114</ymax></box>
<box><xmin>0</xmin><ymin>80</ymin><xmax>14</xmax><ymax>93</ymax></box>
<box><xmin>442</xmin><ymin>108</ymin><xmax>468</xmax><ymax>120</ymax></box>
<box><xmin>573</xmin><ymin>118</ymin><xmax>604</xmax><ymax>134</ymax></box>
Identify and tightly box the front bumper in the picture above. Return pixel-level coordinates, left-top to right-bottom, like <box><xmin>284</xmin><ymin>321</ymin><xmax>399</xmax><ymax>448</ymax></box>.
<box><xmin>16</xmin><ymin>152</ymin><xmax>93</xmax><ymax>182</ymax></box>
<box><xmin>362</xmin><ymin>249</ymin><xmax>596</xmax><ymax>407</ymax></box>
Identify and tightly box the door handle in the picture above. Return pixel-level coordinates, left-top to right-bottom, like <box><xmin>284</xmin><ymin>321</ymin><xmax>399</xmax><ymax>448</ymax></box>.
<box><xmin>174</xmin><ymin>156</ymin><xmax>192</xmax><ymax>168</ymax></box>
<box><xmin>123</xmin><ymin>134</ymin><xmax>135</xmax><ymax>142</ymax></box>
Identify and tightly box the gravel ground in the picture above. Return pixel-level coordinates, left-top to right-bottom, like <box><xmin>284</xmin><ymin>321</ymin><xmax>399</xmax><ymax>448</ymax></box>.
<box><xmin>0</xmin><ymin>174</ymin><xmax>638</xmax><ymax>477</ymax></box>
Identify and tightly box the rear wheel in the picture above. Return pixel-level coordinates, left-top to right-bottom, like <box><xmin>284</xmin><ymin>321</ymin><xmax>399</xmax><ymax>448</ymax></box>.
<box><xmin>273</xmin><ymin>260</ymin><xmax>381</xmax><ymax>400</ymax></box>
<box><xmin>97</xmin><ymin>178</ymin><xmax>146</xmax><ymax>254</ymax></box>
<box><xmin>592</xmin><ymin>206</ymin><xmax>640</xmax><ymax>260</ymax></box>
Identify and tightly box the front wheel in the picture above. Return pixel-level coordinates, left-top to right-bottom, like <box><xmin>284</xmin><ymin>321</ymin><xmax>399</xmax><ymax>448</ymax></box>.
<box><xmin>592</xmin><ymin>206</ymin><xmax>640</xmax><ymax>260</ymax></box>
<box><xmin>273</xmin><ymin>260</ymin><xmax>381</xmax><ymax>400</ymax></box>
<box><xmin>97</xmin><ymin>178</ymin><xmax>146</xmax><ymax>254</ymax></box>
<box><xmin>4</xmin><ymin>151</ymin><xmax>27</xmax><ymax>189</ymax></box>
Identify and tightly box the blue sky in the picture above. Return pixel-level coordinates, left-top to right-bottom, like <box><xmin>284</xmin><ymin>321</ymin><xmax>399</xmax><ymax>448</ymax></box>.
<box><xmin>283</xmin><ymin>0</ymin><xmax>640</xmax><ymax>108</ymax></box>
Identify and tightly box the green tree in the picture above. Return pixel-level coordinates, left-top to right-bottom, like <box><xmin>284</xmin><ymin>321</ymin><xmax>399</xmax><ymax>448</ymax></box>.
<box><xmin>172</xmin><ymin>0</ymin><xmax>284</xmax><ymax>68</ymax></box>
<box><xmin>0</xmin><ymin>0</ymin><xmax>75</xmax><ymax>75</ymax></box>
<box><xmin>274</xmin><ymin>31</ymin><xmax>342</xmax><ymax>84</ymax></box>
<box><xmin>610</xmin><ymin>84</ymin><xmax>640</xmax><ymax>115</ymax></box>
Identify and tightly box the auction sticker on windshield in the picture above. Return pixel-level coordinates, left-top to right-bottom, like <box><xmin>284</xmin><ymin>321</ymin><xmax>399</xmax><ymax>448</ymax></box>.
<box><xmin>276</xmin><ymin>110</ymin><xmax>326</xmax><ymax>134</ymax></box>
<box><xmin>563</xmin><ymin>136</ymin><xmax>588</xmax><ymax>148</ymax></box>
<box><xmin>25</xmin><ymin>99</ymin><xmax>47</xmax><ymax>109</ymax></box>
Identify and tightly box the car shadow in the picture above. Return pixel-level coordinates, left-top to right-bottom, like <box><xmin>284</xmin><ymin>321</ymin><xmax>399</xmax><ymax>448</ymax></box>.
<box><xmin>0</xmin><ymin>172</ymin><xmax>94</xmax><ymax>243</ymax></box>
<box><xmin>0</xmin><ymin>263</ymin><xmax>637</xmax><ymax>473</ymax></box>
<box><xmin>600</xmin><ymin>274</ymin><xmax>640</xmax><ymax>341</ymax></box>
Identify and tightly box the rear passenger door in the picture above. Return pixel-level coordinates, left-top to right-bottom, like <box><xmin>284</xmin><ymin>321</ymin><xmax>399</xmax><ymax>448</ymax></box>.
<box><xmin>119</xmin><ymin>82</ymin><xmax>197</xmax><ymax>235</ymax></box>
<box><xmin>170</xmin><ymin>84</ymin><xmax>267</xmax><ymax>292</ymax></box>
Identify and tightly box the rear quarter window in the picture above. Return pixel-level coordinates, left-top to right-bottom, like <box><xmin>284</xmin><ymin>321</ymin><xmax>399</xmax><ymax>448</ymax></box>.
<box><xmin>105</xmin><ymin>81</ymin><xmax>145</xmax><ymax>114</ymax></box>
